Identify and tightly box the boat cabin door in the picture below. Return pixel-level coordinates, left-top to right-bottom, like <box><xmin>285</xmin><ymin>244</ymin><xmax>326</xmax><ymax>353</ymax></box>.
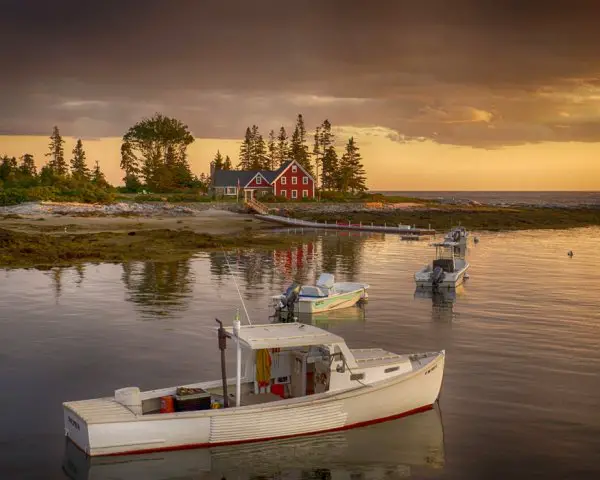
<box><xmin>290</xmin><ymin>352</ymin><xmax>306</xmax><ymax>397</ymax></box>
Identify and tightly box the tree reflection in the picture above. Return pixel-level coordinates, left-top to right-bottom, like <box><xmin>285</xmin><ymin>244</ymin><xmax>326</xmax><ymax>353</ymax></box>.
<box><xmin>121</xmin><ymin>259</ymin><xmax>194</xmax><ymax>318</ymax></box>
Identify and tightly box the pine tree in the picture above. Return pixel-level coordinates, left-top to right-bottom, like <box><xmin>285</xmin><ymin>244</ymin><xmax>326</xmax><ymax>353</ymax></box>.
<box><xmin>223</xmin><ymin>155</ymin><xmax>233</xmax><ymax>170</ymax></box>
<box><xmin>339</xmin><ymin>137</ymin><xmax>367</xmax><ymax>193</ymax></box>
<box><xmin>213</xmin><ymin>150</ymin><xmax>225</xmax><ymax>170</ymax></box>
<box><xmin>321</xmin><ymin>146</ymin><xmax>339</xmax><ymax>190</ymax></box>
<box><xmin>19</xmin><ymin>153</ymin><xmax>37</xmax><ymax>177</ymax></box>
<box><xmin>70</xmin><ymin>139</ymin><xmax>90</xmax><ymax>181</ymax></box>
<box><xmin>91</xmin><ymin>160</ymin><xmax>110</xmax><ymax>188</ymax></box>
<box><xmin>267</xmin><ymin>129</ymin><xmax>277</xmax><ymax>170</ymax></box>
<box><xmin>289</xmin><ymin>114</ymin><xmax>312</xmax><ymax>174</ymax></box>
<box><xmin>318</xmin><ymin>120</ymin><xmax>335</xmax><ymax>189</ymax></box>
<box><xmin>276</xmin><ymin>126</ymin><xmax>288</xmax><ymax>166</ymax></box>
<box><xmin>120</xmin><ymin>140</ymin><xmax>141</xmax><ymax>190</ymax></box>
<box><xmin>249</xmin><ymin>125</ymin><xmax>266</xmax><ymax>169</ymax></box>
<box><xmin>0</xmin><ymin>155</ymin><xmax>18</xmax><ymax>184</ymax></box>
<box><xmin>238</xmin><ymin>127</ymin><xmax>252</xmax><ymax>169</ymax></box>
<box><xmin>46</xmin><ymin>126</ymin><xmax>68</xmax><ymax>175</ymax></box>
<box><xmin>312</xmin><ymin>125</ymin><xmax>321</xmax><ymax>186</ymax></box>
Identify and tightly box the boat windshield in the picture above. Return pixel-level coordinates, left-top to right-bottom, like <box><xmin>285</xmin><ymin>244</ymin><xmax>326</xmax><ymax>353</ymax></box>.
<box><xmin>299</xmin><ymin>286</ymin><xmax>327</xmax><ymax>297</ymax></box>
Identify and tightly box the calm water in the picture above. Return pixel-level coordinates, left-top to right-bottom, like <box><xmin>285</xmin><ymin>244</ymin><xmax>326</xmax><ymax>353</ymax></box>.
<box><xmin>1</xmin><ymin>228</ymin><xmax>599</xmax><ymax>479</ymax></box>
<box><xmin>375</xmin><ymin>191</ymin><xmax>600</xmax><ymax>207</ymax></box>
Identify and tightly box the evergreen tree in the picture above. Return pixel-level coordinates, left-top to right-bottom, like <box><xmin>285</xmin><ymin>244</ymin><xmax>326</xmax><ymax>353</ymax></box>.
<box><xmin>267</xmin><ymin>129</ymin><xmax>277</xmax><ymax>170</ymax></box>
<box><xmin>289</xmin><ymin>114</ymin><xmax>312</xmax><ymax>174</ymax></box>
<box><xmin>0</xmin><ymin>155</ymin><xmax>18</xmax><ymax>184</ymax></box>
<box><xmin>276</xmin><ymin>126</ymin><xmax>288</xmax><ymax>166</ymax></box>
<box><xmin>46</xmin><ymin>126</ymin><xmax>68</xmax><ymax>175</ymax></box>
<box><xmin>223</xmin><ymin>155</ymin><xmax>233</xmax><ymax>170</ymax></box>
<box><xmin>249</xmin><ymin>125</ymin><xmax>266</xmax><ymax>169</ymax></box>
<box><xmin>70</xmin><ymin>139</ymin><xmax>90</xmax><ymax>181</ymax></box>
<box><xmin>321</xmin><ymin>146</ymin><xmax>339</xmax><ymax>190</ymax></box>
<box><xmin>238</xmin><ymin>127</ymin><xmax>252</xmax><ymax>170</ymax></box>
<box><xmin>120</xmin><ymin>140</ymin><xmax>141</xmax><ymax>191</ymax></box>
<box><xmin>339</xmin><ymin>137</ymin><xmax>367</xmax><ymax>193</ymax></box>
<box><xmin>317</xmin><ymin>120</ymin><xmax>335</xmax><ymax>189</ymax></box>
<box><xmin>91</xmin><ymin>160</ymin><xmax>110</xmax><ymax>189</ymax></box>
<box><xmin>213</xmin><ymin>150</ymin><xmax>225</xmax><ymax>170</ymax></box>
<box><xmin>19</xmin><ymin>153</ymin><xmax>37</xmax><ymax>177</ymax></box>
<box><xmin>312</xmin><ymin>125</ymin><xmax>321</xmax><ymax>186</ymax></box>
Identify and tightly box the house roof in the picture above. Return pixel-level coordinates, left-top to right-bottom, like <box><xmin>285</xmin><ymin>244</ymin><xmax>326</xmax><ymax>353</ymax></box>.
<box><xmin>212</xmin><ymin>160</ymin><xmax>312</xmax><ymax>187</ymax></box>
<box><xmin>223</xmin><ymin>322</ymin><xmax>344</xmax><ymax>350</ymax></box>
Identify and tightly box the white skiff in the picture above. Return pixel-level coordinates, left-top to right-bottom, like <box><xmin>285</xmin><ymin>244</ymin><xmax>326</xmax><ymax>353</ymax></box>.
<box><xmin>272</xmin><ymin>273</ymin><xmax>369</xmax><ymax>314</ymax></box>
<box><xmin>63</xmin><ymin>322</ymin><xmax>445</xmax><ymax>457</ymax></box>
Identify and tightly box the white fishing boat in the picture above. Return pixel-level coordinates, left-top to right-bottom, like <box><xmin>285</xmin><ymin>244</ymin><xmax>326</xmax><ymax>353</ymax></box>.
<box><xmin>271</xmin><ymin>273</ymin><xmax>369</xmax><ymax>314</ymax></box>
<box><xmin>63</xmin><ymin>321</ymin><xmax>445</xmax><ymax>457</ymax></box>
<box><xmin>414</xmin><ymin>241</ymin><xmax>470</xmax><ymax>288</ymax></box>
<box><xmin>62</xmin><ymin>407</ymin><xmax>445</xmax><ymax>479</ymax></box>
<box><xmin>444</xmin><ymin>226</ymin><xmax>468</xmax><ymax>244</ymax></box>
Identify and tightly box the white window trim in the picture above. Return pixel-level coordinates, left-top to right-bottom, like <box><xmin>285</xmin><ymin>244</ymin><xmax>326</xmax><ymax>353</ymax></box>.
<box><xmin>302</xmin><ymin>176</ymin><xmax>308</xmax><ymax>185</ymax></box>
<box><xmin>256</xmin><ymin>176</ymin><xmax>262</xmax><ymax>185</ymax></box>
<box><xmin>281</xmin><ymin>177</ymin><xmax>287</xmax><ymax>185</ymax></box>
<box><xmin>291</xmin><ymin>189</ymin><xmax>297</xmax><ymax>199</ymax></box>
<box><xmin>225</xmin><ymin>186</ymin><xmax>237</xmax><ymax>195</ymax></box>
<box><xmin>292</xmin><ymin>165</ymin><xmax>297</xmax><ymax>173</ymax></box>
<box><xmin>292</xmin><ymin>177</ymin><xmax>297</xmax><ymax>185</ymax></box>
<box><xmin>302</xmin><ymin>189</ymin><xmax>308</xmax><ymax>198</ymax></box>
<box><xmin>280</xmin><ymin>189</ymin><xmax>287</xmax><ymax>197</ymax></box>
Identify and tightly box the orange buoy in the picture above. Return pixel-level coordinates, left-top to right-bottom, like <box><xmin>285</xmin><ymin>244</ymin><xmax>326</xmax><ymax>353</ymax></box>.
<box><xmin>160</xmin><ymin>395</ymin><xmax>175</xmax><ymax>413</ymax></box>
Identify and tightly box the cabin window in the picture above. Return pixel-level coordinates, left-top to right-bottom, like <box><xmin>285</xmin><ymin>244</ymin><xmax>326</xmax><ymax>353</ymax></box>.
<box><xmin>225</xmin><ymin>187</ymin><xmax>237</xmax><ymax>195</ymax></box>
<box><xmin>292</xmin><ymin>177</ymin><xmax>297</xmax><ymax>185</ymax></box>
<box><xmin>280</xmin><ymin>189</ymin><xmax>287</xmax><ymax>197</ymax></box>
<box><xmin>256</xmin><ymin>176</ymin><xmax>262</xmax><ymax>185</ymax></box>
<box><xmin>291</xmin><ymin>190</ymin><xmax>297</xmax><ymax>199</ymax></box>
<box><xmin>303</xmin><ymin>176</ymin><xmax>309</xmax><ymax>184</ymax></box>
<box><xmin>292</xmin><ymin>165</ymin><xmax>297</xmax><ymax>173</ymax></box>
<box><xmin>350</xmin><ymin>373</ymin><xmax>365</xmax><ymax>381</ymax></box>
<box><xmin>385</xmin><ymin>366</ymin><xmax>399</xmax><ymax>373</ymax></box>
<box><xmin>302</xmin><ymin>190</ymin><xmax>308</xmax><ymax>198</ymax></box>
<box><xmin>281</xmin><ymin>177</ymin><xmax>287</xmax><ymax>185</ymax></box>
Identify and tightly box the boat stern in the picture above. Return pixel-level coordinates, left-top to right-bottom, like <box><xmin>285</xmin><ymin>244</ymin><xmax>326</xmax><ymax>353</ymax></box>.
<box><xmin>63</xmin><ymin>403</ymin><xmax>91</xmax><ymax>455</ymax></box>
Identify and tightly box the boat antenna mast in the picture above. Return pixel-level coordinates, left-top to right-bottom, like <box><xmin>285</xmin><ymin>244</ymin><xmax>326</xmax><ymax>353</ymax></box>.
<box><xmin>221</xmin><ymin>247</ymin><xmax>252</xmax><ymax>325</ymax></box>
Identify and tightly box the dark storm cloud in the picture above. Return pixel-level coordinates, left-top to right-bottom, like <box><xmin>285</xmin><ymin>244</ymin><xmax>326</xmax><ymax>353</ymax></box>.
<box><xmin>1</xmin><ymin>0</ymin><xmax>600</xmax><ymax>146</ymax></box>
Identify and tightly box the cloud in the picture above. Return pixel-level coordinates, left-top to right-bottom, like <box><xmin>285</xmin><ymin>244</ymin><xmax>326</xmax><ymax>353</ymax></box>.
<box><xmin>2</xmin><ymin>1</ymin><xmax>600</xmax><ymax>147</ymax></box>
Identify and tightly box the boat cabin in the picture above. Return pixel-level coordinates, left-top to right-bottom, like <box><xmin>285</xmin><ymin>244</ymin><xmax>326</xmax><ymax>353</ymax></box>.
<box><xmin>431</xmin><ymin>241</ymin><xmax>460</xmax><ymax>273</ymax></box>
<box><xmin>129</xmin><ymin>323</ymin><xmax>414</xmax><ymax>415</ymax></box>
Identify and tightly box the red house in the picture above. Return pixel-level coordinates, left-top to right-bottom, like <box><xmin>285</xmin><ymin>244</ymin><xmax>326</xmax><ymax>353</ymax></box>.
<box><xmin>211</xmin><ymin>160</ymin><xmax>315</xmax><ymax>201</ymax></box>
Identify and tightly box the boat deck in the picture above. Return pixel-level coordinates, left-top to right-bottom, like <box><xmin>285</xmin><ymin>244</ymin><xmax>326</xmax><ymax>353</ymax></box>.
<box><xmin>350</xmin><ymin>348</ymin><xmax>406</xmax><ymax>367</ymax></box>
<box><xmin>64</xmin><ymin>398</ymin><xmax>136</xmax><ymax>424</ymax></box>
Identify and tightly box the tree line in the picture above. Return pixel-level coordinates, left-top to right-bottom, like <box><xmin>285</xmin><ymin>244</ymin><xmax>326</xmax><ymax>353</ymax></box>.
<box><xmin>0</xmin><ymin>126</ymin><xmax>112</xmax><ymax>204</ymax></box>
<box><xmin>213</xmin><ymin>113</ymin><xmax>367</xmax><ymax>193</ymax></box>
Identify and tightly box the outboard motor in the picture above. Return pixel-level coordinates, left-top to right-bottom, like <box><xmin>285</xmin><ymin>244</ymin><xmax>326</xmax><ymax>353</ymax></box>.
<box><xmin>431</xmin><ymin>266</ymin><xmax>445</xmax><ymax>288</ymax></box>
<box><xmin>452</xmin><ymin>230</ymin><xmax>460</xmax><ymax>242</ymax></box>
<box><xmin>278</xmin><ymin>283</ymin><xmax>301</xmax><ymax>312</ymax></box>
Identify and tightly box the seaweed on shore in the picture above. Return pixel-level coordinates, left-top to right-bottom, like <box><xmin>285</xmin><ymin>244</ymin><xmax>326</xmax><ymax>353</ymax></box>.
<box><xmin>0</xmin><ymin>228</ymin><xmax>296</xmax><ymax>268</ymax></box>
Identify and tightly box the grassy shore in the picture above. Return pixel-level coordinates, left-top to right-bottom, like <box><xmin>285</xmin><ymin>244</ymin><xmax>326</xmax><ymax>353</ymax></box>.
<box><xmin>288</xmin><ymin>206</ymin><xmax>600</xmax><ymax>231</ymax></box>
<box><xmin>0</xmin><ymin>227</ymin><xmax>298</xmax><ymax>269</ymax></box>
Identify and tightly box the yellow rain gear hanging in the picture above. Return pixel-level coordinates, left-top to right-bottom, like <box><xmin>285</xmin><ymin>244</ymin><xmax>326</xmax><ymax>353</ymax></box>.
<box><xmin>256</xmin><ymin>349</ymin><xmax>272</xmax><ymax>388</ymax></box>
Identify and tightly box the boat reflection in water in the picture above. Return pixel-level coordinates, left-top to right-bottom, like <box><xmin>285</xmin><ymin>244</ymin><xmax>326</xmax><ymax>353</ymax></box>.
<box><xmin>276</xmin><ymin>304</ymin><xmax>367</xmax><ymax>328</ymax></box>
<box><xmin>62</xmin><ymin>407</ymin><xmax>445</xmax><ymax>480</ymax></box>
<box><xmin>414</xmin><ymin>285</ymin><xmax>465</xmax><ymax>322</ymax></box>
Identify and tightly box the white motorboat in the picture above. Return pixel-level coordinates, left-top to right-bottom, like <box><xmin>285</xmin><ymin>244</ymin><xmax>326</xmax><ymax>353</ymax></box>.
<box><xmin>62</xmin><ymin>407</ymin><xmax>445</xmax><ymax>479</ymax></box>
<box><xmin>272</xmin><ymin>273</ymin><xmax>369</xmax><ymax>314</ymax></box>
<box><xmin>444</xmin><ymin>226</ymin><xmax>468</xmax><ymax>244</ymax></box>
<box><xmin>414</xmin><ymin>241</ymin><xmax>470</xmax><ymax>288</ymax></box>
<box><xmin>63</xmin><ymin>321</ymin><xmax>445</xmax><ymax>457</ymax></box>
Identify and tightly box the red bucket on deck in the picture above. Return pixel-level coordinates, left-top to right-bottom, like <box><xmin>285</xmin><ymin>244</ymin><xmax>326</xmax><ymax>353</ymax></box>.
<box><xmin>160</xmin><ymin>395</ymin><xmax>175</xmax><ymax>413</ymax></box>
<box><xmin>271</xmin><ymin>383</ymin><xmax>285</xmax><ymax>398</ymax></box>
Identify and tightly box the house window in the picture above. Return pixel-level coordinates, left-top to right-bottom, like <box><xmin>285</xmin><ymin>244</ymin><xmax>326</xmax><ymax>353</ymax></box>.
<box><xmin>292</xmin><ymin>165</ymin><xmax>297</xmax><ymax>173</ymax></box>
<box><xmin>292</xmin><ymin>177</ymin><xmax>297</xmax><ymax>185</ymax></box>
<box><xmin>302</xmin><ymin>190</ymin><xmax>308</xmax><ymax>198</ymax></box>
<box><xmin>256</xmin><ymin>176</ymin><xmax>262</xmax><ymax>185</ymax></box>
<box><xmin>280</xmin><ymin>189</ymin><xmax>287</xmax><ymax>197</ymax></box>
<box><xmin>302</xmin><ymin>176</ymin><xmax>308</xmax><ymax>185</ymax></box>
<box><xmin>225</xmin><ymin>187</ymin><xmax>237</xmax><ymax>195</ymax></box>
<box><xmin>291</xmin><ymin>190</ymin><xmax>297</xmax><ymax>199</ymax></box>
<box><xmin>281</xmin><ymin>177</ymin><xmax>287</xmax><ymax>185</ymax></box>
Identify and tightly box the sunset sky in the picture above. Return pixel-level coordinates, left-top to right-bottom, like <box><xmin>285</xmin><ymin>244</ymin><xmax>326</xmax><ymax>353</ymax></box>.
<box><xmin>1</xmin><ymin>0</ymin><xmax>600</xmax><ymax>190</ymax></box>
